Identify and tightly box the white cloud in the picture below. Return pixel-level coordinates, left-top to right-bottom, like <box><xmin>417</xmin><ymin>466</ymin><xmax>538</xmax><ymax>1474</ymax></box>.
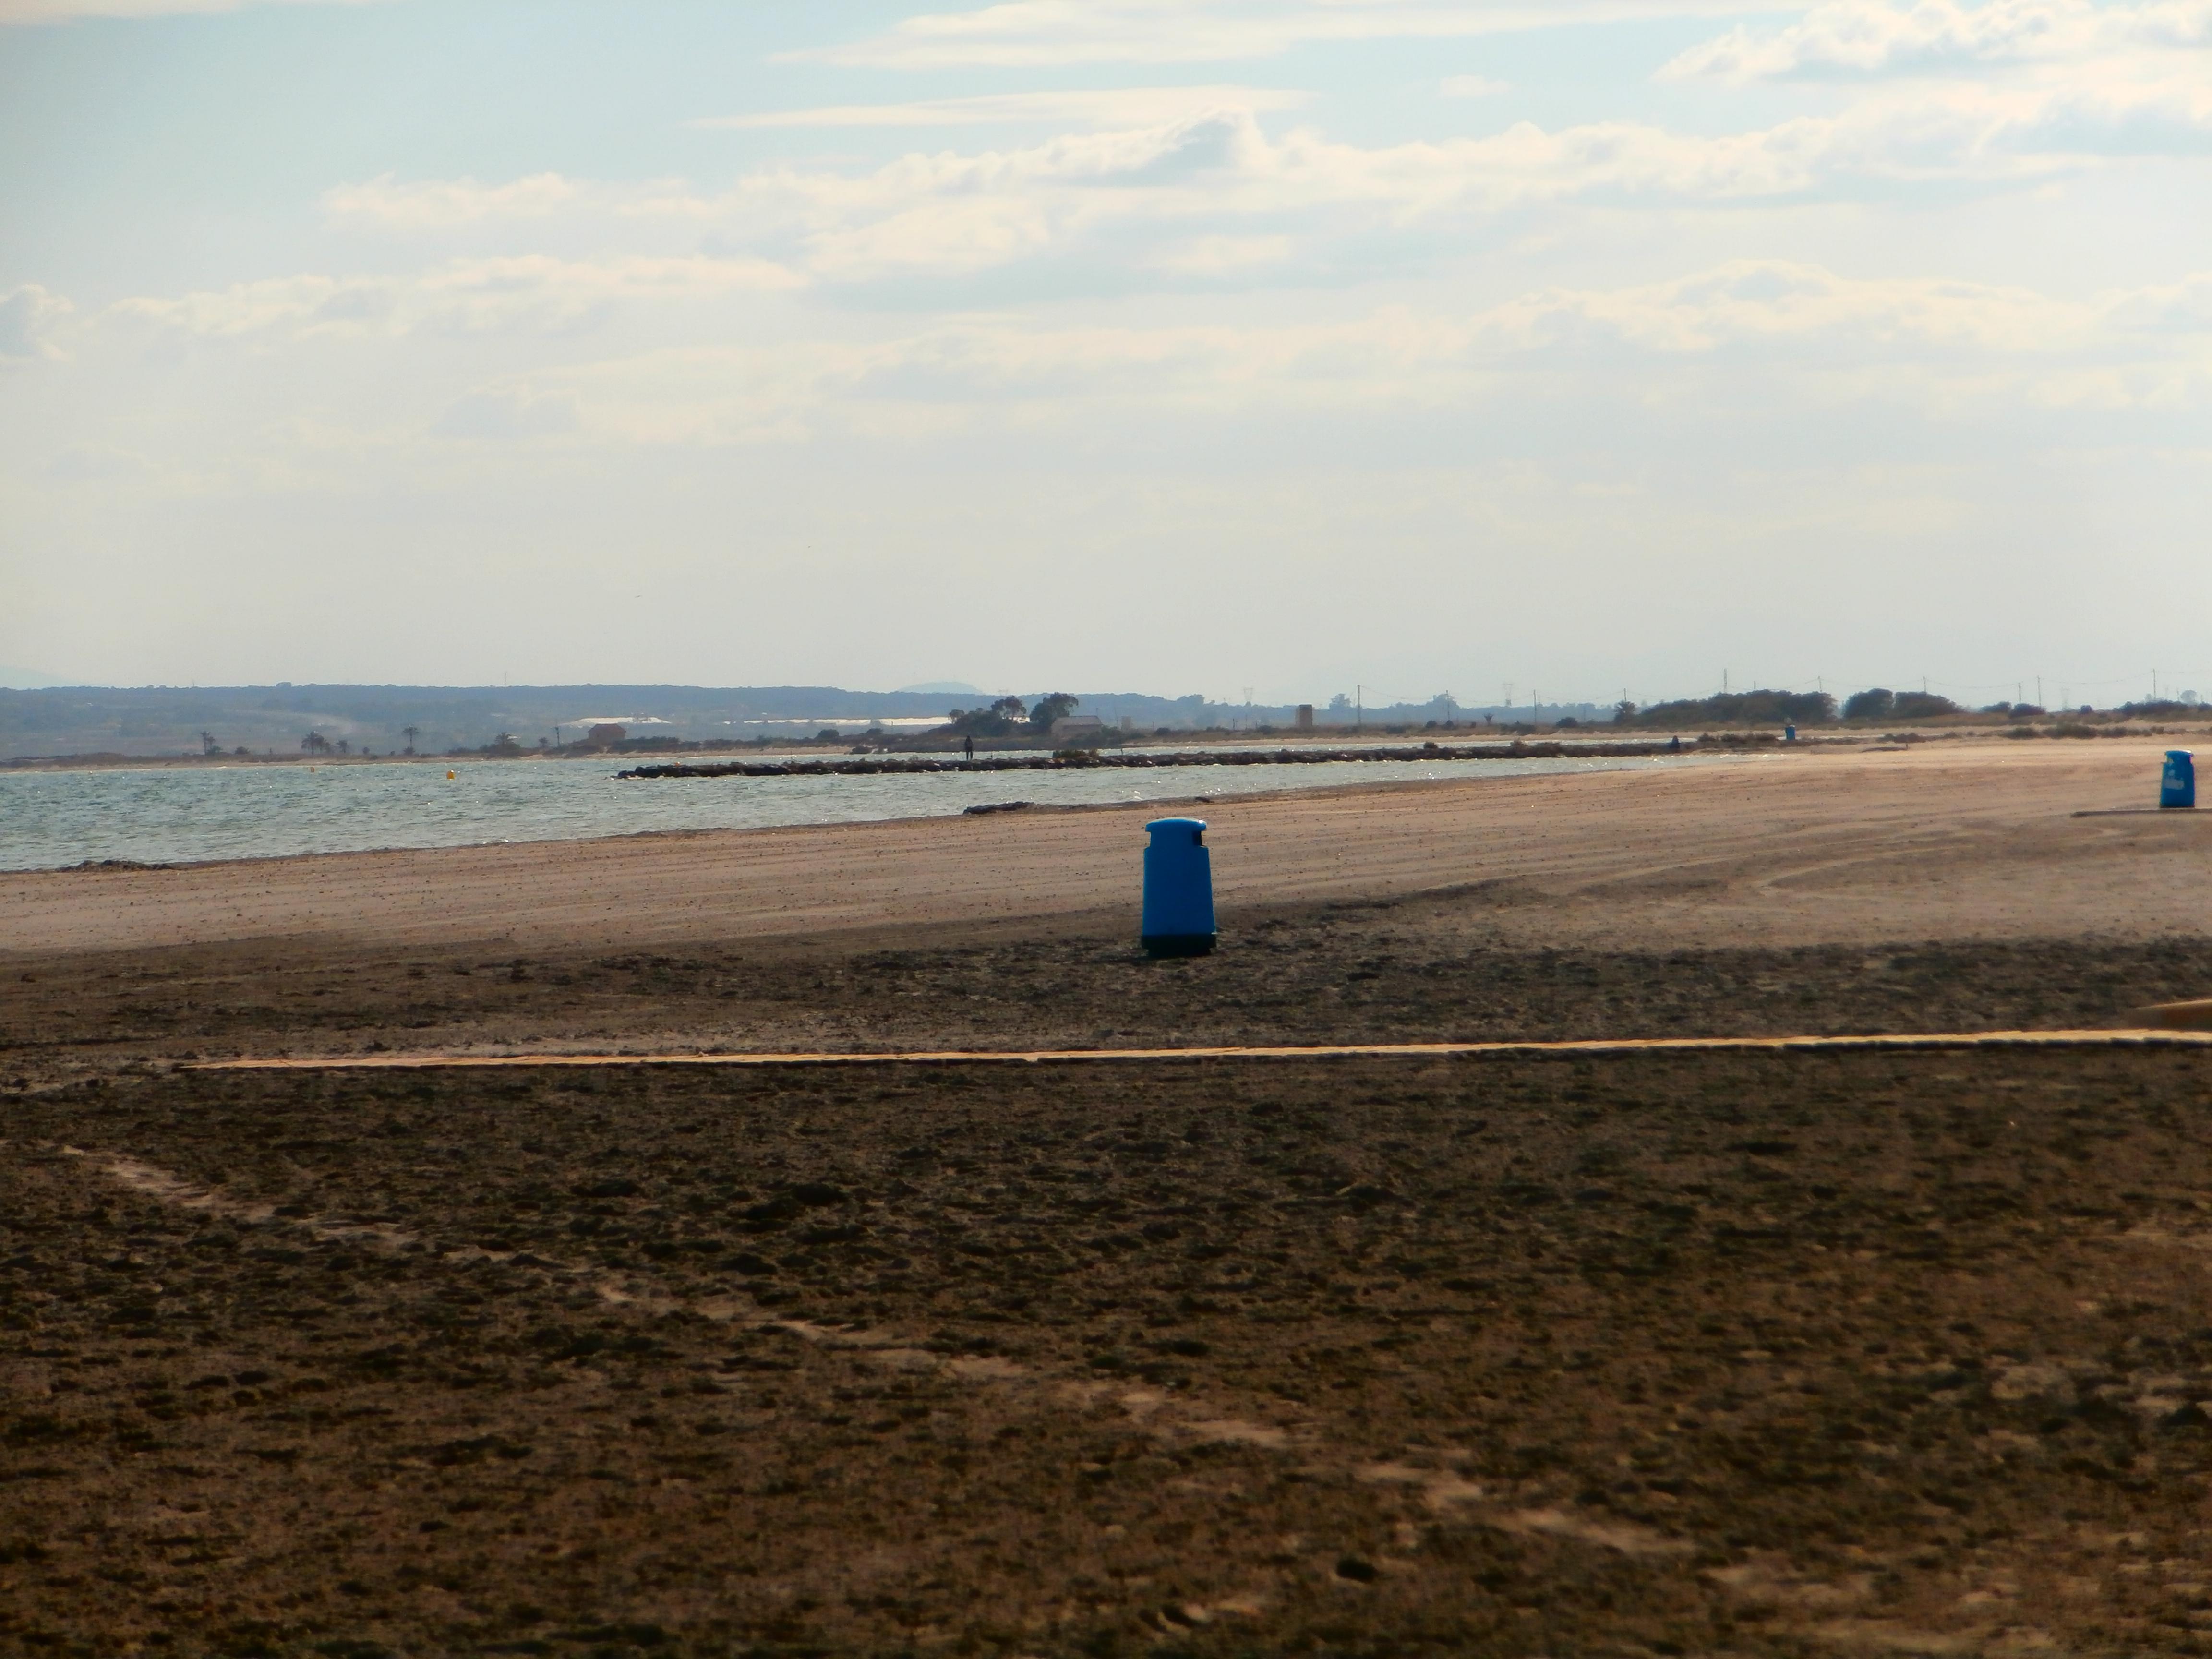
<box><xmin>108</xmin><ymin>272</ymin><xmax>391</xmax><ymax>339</ymax></box>
<box><xmin>432</xmin><ymin>385</ymin><xmax>582</xmax><ymax>442</ymax></box>
<box><xmin>310</xmin><ymin>76</ymin><xmax>2212</xmax><ymax>291</ymax></box>
<box><xmin>371</xmin><ymin>260</ymin><xmax>2212</xmax><ymax>456</ymax></box>
<box><xmin>1491</xmin><ymin>260</ymin><xmax>2096</xmax><ymax>357</ymax></box>
<box><xmin>859</xmin><ymin>261</ymin><xmax>2210</xmax><ymax>420</ymax></box>
<box><xmin>694</xmin><ymin>84</ymin><xmax>1311</xmax><ymax>129</ymax></box>
<box><xmin>0</xmin><ymin>284</ymin><xmax>74</xmax><ymax>361</ymax></box>
<box><xmin>793</xmin><ymin>0</ymin><xmax>1787</xmax><ymax>69</ymax></box>
<box><xmin>2110</xmin><ymin>270</ymin><xmax>2212</xmax><ymax>331</ymax></box>
<box><xmin>0</xmin><ymin>0</ymin><xmax>384</xmax><ymax>22</ymax></box>
<box><xmin>9</xmin><ymin>3</ymin><xmax>2209</xmax><ymax>695</ymax></box>
<box><xmin>752</xmin><ymin>92</ymin><xmax>2210</xmax><ymax>277</ymax></box>
<box><xmin>1664</xmin><ymin>0</ymin><xmax>2212</xmax><ymax>82</ymax></box>
<box><xmin>105</xmin><ymin>254</ymin><xmax>805</xmax><ymax>343</ymax></box>
<box><xmin>322</xmin><ymin>172</ymin><xmax>589</xmax><ymax>233</ymax></box>
<box><xmin>1148</xmin><ymin>231</ymin><xmax>1295</xmax><ymax>273</ymax></box>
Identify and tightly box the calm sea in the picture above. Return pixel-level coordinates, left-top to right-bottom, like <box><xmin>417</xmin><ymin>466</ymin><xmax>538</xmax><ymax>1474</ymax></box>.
<box><xmin>0</xmin><ymin>749</ymin><xmax>1711</xmax><ymax>873</ymax></box>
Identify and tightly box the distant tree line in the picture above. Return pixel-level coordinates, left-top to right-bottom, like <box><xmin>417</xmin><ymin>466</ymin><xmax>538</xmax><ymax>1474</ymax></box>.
<box><xmin>1621</xmin><ymin>690</ymin><xmax>1840</xmax><ymax>729</ymax></box>
<box><xmin>943</xmin><ymin>693</ymin><xmax>1080</xmax><ymax>739</ymax></box>
<box><xmin>1615</xmin><ymin>687</ymin><xmax>1984</xmax><ymax>728</ymax></box>
<box><xmin>2117</xmin><ymin>699</ymin><xmax>2202</xmax><ymax>720</ymax></box>
<box><xmin>1837</xmin><ymin>688</ymin><xmax>1960</xmax><ymax>722</ymax></box>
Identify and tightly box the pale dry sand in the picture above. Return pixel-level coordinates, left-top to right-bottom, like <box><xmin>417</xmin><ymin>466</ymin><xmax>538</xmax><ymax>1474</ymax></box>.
<box><xmin>2</xmin><ymin>736</ymin><xmax>2206</xmax><ymax>962</ymax></box>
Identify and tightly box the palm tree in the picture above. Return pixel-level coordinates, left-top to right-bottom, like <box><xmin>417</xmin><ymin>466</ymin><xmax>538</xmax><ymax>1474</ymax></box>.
<box><xmin>301</xmin><ymin>731</ymin><xmax>331</xmax><ymax>755</ymax></box>
<box><xmin>401</xmin><ymin>725</ymin><xmax>420</xmax><ymax>756</ymax></box>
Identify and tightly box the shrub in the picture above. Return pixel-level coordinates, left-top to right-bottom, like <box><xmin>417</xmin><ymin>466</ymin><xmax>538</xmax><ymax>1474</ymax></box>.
<box><xmin>1631</xmin><ymin>689</ymin><xmax>1835</xmax><ymax>729</ymax></box>
<box><xmin>2120</xmin><ymin>700</ymin><xmax>2197</xmax><ymax>720</ymax></box>
<box><xmin>1891</xmin><ymin>692</ymin><xmax>1958</xmax><ymax>720</ymax></box>
<box><xmin>1850</xmin><ymin>688</ymin><xmax>1958</xmax><ymax>721</ymax></box>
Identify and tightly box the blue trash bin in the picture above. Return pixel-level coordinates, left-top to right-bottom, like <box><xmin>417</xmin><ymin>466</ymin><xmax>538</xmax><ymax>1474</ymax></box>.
<box><xmin>1142</xmin><ymin>817</ymin><xmax>1215</xmax><ymax>957</ymax></box>
<box><xmin>2162</xmin><ymin>749</ymin><xmax>2195</xmax><ymax>809</ymax></box>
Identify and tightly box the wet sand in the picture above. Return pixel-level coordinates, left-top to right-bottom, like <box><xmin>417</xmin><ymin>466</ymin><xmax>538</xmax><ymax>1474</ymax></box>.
<box><xmin>8</xmin><ymin>737</ymin><xmax>2212</xmax><ymax>1657</ymax></box>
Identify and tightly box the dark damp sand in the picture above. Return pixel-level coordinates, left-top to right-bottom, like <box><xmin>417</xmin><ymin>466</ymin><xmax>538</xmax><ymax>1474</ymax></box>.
<box><xmin>6</xmin><ymin>738</ymin><xmax>2212</xmax><ymax>1656</ymax></box>
<box><xmin>13</xmin><ymin>1049</ymin><xmax>2212</xmax><ymax>1657</ymax></box>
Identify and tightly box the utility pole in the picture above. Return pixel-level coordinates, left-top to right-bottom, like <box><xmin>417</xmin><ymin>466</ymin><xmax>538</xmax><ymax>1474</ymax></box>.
<box><xmin>1356</xmin><ymin>685</ymin><xmax>1362</xmax><ymax>732</ymax></box>
<box><xmin>2036</xmin><ymin>676</ymin><xmax>2042</xmax><ymax>708</ymax></box>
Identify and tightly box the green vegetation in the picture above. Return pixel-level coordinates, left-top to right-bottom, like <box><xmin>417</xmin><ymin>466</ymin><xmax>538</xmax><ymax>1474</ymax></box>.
<box><xmin>1027</xmin><ymin>691</ymin><xmax>1079</xmax><ymax>732</ymax></box>
<box><xmin>1841</xmin><ymin>688</ymin><xmax>1959</xmax><ymax>721</ymax></box>
<box><xmin>2120</xmin><ymin>699</ymin><xmax>2202</xmax><ymax>720</ymax></box>
<box><xmin>1624</xmin><ymin>689</ymin><xmax>1836</xmax><ymax>729</ymax></box>
<box><xmin>942</xmin><ymin>693</ymin><xmax>1083</xmax><ymax>742</ymax></box>
<box><xmin>944</xmin><ymin>697</ymin><xmax>1031</xmax><ymax>738</ymax></box>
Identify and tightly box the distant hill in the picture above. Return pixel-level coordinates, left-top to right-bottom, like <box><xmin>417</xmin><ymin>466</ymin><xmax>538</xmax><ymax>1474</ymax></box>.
<box><xmin>0</xmin><ymin>684</ymin><xmax>1615</xmax><ymax>759</ymax></box>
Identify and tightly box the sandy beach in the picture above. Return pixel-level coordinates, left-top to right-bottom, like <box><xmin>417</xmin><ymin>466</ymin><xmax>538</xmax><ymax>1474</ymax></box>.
<box><xmin>7</xmin><ymin>736</ymin><xmax>2208</xmax><ymax>965</ymax></box>
<box><xmin>9</xmin><ymin>736</ymin><xmax>2212</xmax><ymax>1658</ymax></box>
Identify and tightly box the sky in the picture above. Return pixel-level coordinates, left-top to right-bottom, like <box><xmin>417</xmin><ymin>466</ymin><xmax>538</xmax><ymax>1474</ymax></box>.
<box><xmin>1</xmin><ymin>0</ymin><xmax>2209</xmax><ymax>709</ymax></box>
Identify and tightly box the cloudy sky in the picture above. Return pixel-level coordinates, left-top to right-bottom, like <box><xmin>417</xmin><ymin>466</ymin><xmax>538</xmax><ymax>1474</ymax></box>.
<box><xmin>2</xmin><ymin>0</ymin><xmax>2208</xmax><ymax>707</ymax></box>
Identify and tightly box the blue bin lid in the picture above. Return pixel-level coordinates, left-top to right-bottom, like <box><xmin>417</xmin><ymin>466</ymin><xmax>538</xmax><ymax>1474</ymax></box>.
<box><xmin>1145</xmin><ymin>817</ymin><xmax>1208</xmax><ymax>842</ymax></box>
<box><xmin>2170</xmin><ymin>749</ymin><xmax>2194</xmax><ymax>760</ymax></box>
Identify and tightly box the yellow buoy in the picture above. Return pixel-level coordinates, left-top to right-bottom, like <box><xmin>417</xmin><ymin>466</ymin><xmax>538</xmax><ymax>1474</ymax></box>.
<box><xmin>447</xmin><ymin>770</ymin><xmax>457</xmax><ymax>780</ymax></box>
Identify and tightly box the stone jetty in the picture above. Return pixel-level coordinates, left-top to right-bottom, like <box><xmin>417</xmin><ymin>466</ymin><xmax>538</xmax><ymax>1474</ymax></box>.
<box><xmin>615</xmin><ymin>738</ymin><xmax>1722</xmax><ymax>780</ymax></box>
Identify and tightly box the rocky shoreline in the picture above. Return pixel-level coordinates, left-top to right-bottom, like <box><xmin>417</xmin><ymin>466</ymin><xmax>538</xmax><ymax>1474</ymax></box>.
<box><xmin>614</xmin><ymin>737</ymin><xmax>1740</xmax><ymax>780</ymax></box>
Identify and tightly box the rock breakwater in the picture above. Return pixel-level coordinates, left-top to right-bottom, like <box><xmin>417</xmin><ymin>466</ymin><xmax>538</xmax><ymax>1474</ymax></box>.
<box><xmin>616</xmin><ymin>739</ymin><xmax>1697</xmax><ymax>781</ymax></box>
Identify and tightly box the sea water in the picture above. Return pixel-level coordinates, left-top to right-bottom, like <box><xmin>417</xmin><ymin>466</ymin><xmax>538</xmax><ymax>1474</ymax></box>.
<box><xmin>0</xmin><ymin>749</ymin><xmax>1714</xmax><ymax>873</ymax></box>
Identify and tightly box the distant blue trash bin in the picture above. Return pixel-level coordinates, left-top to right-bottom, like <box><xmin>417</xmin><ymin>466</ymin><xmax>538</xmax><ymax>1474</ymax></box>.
<box><xmin>1784</xmin><ymin>721</ymin><xmax>1797</xmax><ymax>742</ymax></box>
<box><xmin>1142</xmin><ymin>817</ymin><xmax>1215</xmax><ymax>957</ymax></box>
<box><xmin>2162</xmin><ymin>749</ymin><xmax>2195</xmax><ymax>809</ymax></box>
